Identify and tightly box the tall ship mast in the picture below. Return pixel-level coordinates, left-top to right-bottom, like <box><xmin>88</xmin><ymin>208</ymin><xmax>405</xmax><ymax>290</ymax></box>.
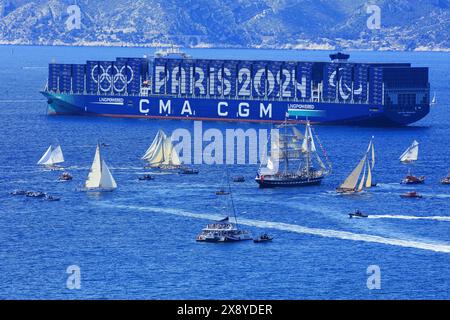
<box><xmin>255</xmin><ymin>120</ymin><xmax>331</xmax><ymax>188</ymax></box>
<box><xmin>42</xmin><ymin>52</ymin><xmax>430</xmax><ymax>126</ymax></box>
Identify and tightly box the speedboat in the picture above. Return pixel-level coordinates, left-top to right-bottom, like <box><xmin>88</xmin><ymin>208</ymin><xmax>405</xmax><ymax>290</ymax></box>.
<box><xmin>441</xmin><ymin>174</ymin><xmax>450</xmax><ymax>185</ymax></box>
<box><xmin>26</xmin><ymin>191</ymin><xmax>47</xmax><ymax>198</ymax></box>
<box><xmin>400</xmin><ymin>191</ymin><xmax>423</xmax><ymax>199</ymax></box>
<box><xmin>401</xmin><ymin>175</ymin><xmax>425</xmax><ymax>185</ymax></box>
<box><xmin>179</xmin><ymin>167</ymin><xmax>199</xmax><ymax>175</ymax></box>
<box><xmin>233</xmin><ymin>176</ymin><xmax>245</xmax><ymax>183</ymax></box>
<box><xmin>59</xmin><ymin>172</ymin><xmax>73</xmax><ymax>181</ymax></box>
<box><xmin>253</xmin><ymin>234</ymin><xmax>274</xmax><ymax>243</ymax></box>
<box><xmin>138</xmin><ymin>174</ymin><xmax>154</xmax><ymax>181</ymax></box>
<box><xmin>196</xmin><ymin>217</ymin><xmax>252</xmax><ymax>243</ymax></box>
<box><xmin>10</xmin><ymin>190</ymin><xmax>28</xmax><ymax>196</ymax></box>
<box><xmin>349</xmin><ymin>210</ymin><xmax>369</xmax><ymax>219</ymax></box>
<box><xmin>215</xmin><ymin>190</ymin><xmax>230</xmax><ymax>196</ymax></box>
<box><xmin>44</xmin><ymin>195</ymin><xmax>60</xmax><ymax>201</ymax></box>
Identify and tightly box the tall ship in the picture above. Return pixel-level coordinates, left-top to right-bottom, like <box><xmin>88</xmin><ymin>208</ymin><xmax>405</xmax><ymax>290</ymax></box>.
<box><xmin>42</xmin><ymin>50</ymin><xmax>431</xmax><ymax>126</ymax></box>
<box><xmin>256</xmin><ymin>121</ymin><xmax>331</xmax><ymax>188</ymax></box>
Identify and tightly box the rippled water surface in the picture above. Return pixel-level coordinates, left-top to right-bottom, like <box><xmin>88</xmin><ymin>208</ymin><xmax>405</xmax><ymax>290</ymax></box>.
<box><xmin>0</xmin><ymin>46</ymin><xmax>449</xmax><ymax>299</ymax></box>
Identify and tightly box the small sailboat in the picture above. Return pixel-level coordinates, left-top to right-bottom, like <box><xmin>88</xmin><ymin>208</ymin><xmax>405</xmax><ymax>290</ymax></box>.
<box><xmin>336</xmin><ymin>138</ymin><xmax>375</xmax><ymax>194</ymax></box>
<box><xmin>431</xmin><ymin>92</ymin><xmax>437</xmax><ymax>106</ymax></box>
<box><xmin>83</xmin><ymin>143</ymin><xmax>117</xmax><ymax>192</ymax></box>
<box><xmin>441</xmin><ymin>171</ymin><xmax>450</xmax><ymax>185</ymax></box>
<box><xmin>255</xmin><ymin>120</ymin><xmax>331</xmax><ymax>188</ymax></box>
<box><xmin>400</xmin><ymin>140</ymin><xmax>425</xmax><ymax>184</ymax></box>
<box><xmin>142</xmin><ymin>129</ymin><xmax>183</xmax><ymax>170</ymax></box>
<box><xmin>37</xmin><ymin>144</ymin><xmax>64</xmax><ymax>169</ymax></box>
<box><xmin>400</xmin><ymin>140</ymin><xmax>419</xmax><ymax>163</ymax></box>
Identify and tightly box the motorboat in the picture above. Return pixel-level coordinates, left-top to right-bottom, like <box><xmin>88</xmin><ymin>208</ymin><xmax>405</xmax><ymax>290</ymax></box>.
<box><xmin>215</xmin><ymin>190</ymin><xmax>230</xmax><ymax>196</ymax></box>
<box><xmin>59</xmin><ymin>172</ymin><xmax>73</xmax><ymax>181</ymax></box>
<box><xmin>401</xmin><ymin>175</ymin><xmax>425</xmax><ymax>185</ymax></box>
<box><xmin>138</xmin><ymin>174</ymin><xmax>154</xmax><ymax>181</ymax></box>
<box><xmin>26</xmin><ymin>191</ymin><xmax>47</xmax><ymax>198</ymax></box>
<box><xmin>349</xmin><ymin>210</ymin><xmax>369</xmax><ymax>219</ymax></box>
<box><xmin>233</xmin><ymin>176</ymin><xmax>245</xmax><ymax>183</ymax></box>
<box><xmin>400</xmin><ymin>191</ymin><xmax>423</xmax><ymax>199</ymax></box>
<box><xmin>179</xmin><ymin>167</ymin><xmax>199</xmax><ymax>175</ymax></box>
<box><xmin>253</xmin><ymin>234</ymin><xmax>274</xmax><ymax>243</ymax></box>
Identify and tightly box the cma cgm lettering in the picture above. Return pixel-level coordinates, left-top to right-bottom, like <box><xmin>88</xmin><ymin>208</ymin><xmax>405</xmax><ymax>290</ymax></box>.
<box><xmin>42</xmin><ymin>51</ymin><xmax>431</xmax><ymax>126</ymax></box>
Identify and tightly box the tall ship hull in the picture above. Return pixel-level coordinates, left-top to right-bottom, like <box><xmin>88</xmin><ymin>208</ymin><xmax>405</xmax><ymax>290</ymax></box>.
<box><xmin>42</xmin><ymin>51</ymin><xmax>431</xmax><ymax>126</ymax></box>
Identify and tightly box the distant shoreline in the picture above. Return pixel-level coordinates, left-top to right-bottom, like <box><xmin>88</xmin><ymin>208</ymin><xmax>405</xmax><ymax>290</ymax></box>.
<box><xmin>0</xmin><ymin>41</ymin><xmax>449</xmax><ymax>53</ymax></box>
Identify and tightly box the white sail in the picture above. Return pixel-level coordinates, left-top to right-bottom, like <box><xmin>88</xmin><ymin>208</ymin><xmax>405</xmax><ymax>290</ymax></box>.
<box><xmin>339</xmin><ymin>155</ymin><xmax>367</xmax><ymax>190</ymax></box>
<box><xmin>37</xmin><ymin>146</ymin><xmax>53</xmax><ymax>165</ymax></box>
<box><xmin>85</xmin><ymin>144</ymin><xmax>102</xmax><ymax>188</ymax></box>
<box><xmin>365</xmin><ymin>161</ymin><xmax>372</xmax><ymax>188</ymax></box>
<box><xmin>358</xmin><ymin>160</ymin><xmax>367</xmax><ymax>191</ymax></box>
<box><xmin>400</xmin><ymin>140</ymin><xmax>419</xmax><ymax>163</ymax></box>
<box><xmin>100</xmin><ymin>160</ymin><xmax>117</xmax><ymax>189</ymax></box>
<box><xmin>142</xmin><ymin>130</ymin><xmax>167</xmax><ymax>160</ymax></box>
<box><xmin>161</xmin><ymin>137</ymin><xmax>181</xmax><ymax>166</ymax></box>
<box><xmin>371</xmin><ymin>141</ymin><xmax>375</xmax><ymax>170</ymax></box>
<box><xmin>432</xmin><ymin>92</ymin><xmax>436</xmax><ymax>104</ymax></box>
<box><xmin>51</xmin><ymin>145</ymin><xmax>65</xmax><ymax>164</ymax></box>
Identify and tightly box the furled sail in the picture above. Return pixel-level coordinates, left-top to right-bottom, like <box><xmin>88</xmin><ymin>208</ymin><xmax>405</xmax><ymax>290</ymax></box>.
<box><xmin>400</xmin><ymin>140</ymin><xmax>419</xmax><ymax>163</ymax></box>
<box><xmin>339</xmin><ymin>155</ymin><xmax>367</xmax><ymax>191</ymax></box>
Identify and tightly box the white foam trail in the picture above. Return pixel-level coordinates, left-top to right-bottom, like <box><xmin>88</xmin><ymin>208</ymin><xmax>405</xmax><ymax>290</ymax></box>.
<box><xmin>369</xmin><ymin>215</ymin><xmax>450</xmax><ymax>222</ymax></box>
<box><xmin>100</xmin><ymin>203</ymin><xmax>450</xmax><ymax>254</ymax></box>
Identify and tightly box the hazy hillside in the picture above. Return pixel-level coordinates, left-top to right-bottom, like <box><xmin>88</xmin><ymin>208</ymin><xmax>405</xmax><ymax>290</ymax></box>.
<box><xmin>0</xmin><ymin>0</ymin><xmax>448</xmax><ymax>50</ymax></box>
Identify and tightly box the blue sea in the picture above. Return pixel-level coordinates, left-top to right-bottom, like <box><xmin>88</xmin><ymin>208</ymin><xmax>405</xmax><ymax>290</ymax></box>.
<box><xmin>0</xmin><ymin>45</ymin><xmax>449</xmax><ymax>299</ymax></box>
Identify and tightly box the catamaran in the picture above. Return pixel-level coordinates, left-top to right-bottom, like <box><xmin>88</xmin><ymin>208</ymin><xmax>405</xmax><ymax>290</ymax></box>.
<box><xmin>336</xmin><ymin>137</ymin><xmax>375</xmax><ymax>194</ymax></box>
<box><xmin>196</xmin><ymin>168</ymin><xmax>252</xmax><ymax>242</ymax></box>
<box><xmin>255</xmin><ymin>120</ymin><xmax>331</xmax><ymax>188</ymax></box>
<box><xmin>400</xmin><ymin>140</ymin><xmax>425</xmax><ymax>184</ymax></box>
<box><xmin>37</xmin><ymin>144</ymin><xmax>64</xmax><ymax>169</ymax></box>
<box><xmin>83</xmin><ymin>143</ymin><xmax>117</xmax><ymax>192</ymax></box>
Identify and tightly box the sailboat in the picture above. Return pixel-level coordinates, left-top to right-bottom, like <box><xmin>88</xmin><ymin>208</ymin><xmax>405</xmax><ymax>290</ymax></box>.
<box><xmin>37</xmin><ymin>144</ymin><xmax>64</xmax><ymax>168</ymax></box>
<box><xmin>431</xmin><ymin>92</ymin><xmax>437</xmax><ymax>106</ymax></box>
<box><xmin>196</xmin><ymin>167</ymin><xmax>252</xmax><ymax>242</ymax></box>
<box><xmin>336</xmin><ymin>138</ymin><xmax>375</xmax><ymax>194</ymax></box>
<box><xmin>255</xmin><ymin>120</ymin><xmax>331</xmax><ymax>188</ymax></box>
<box><xmin>400</xmin><ymin>140</ymin><xmax>425</xmax><ymax>184</ymax></box>
<box><xmin>142</xmin><ymin>129</ymin><xmax>182</xmax><ymax>170</ymax></box>
<box><xmin>441</xmin><ymin>171</ymin><xmax>450</xmax><ymax>185</ymax></box>
<box><xmin>83</xmin><ymin>143</ymin><xmax>117</xmax><ymax>191</ymax></box>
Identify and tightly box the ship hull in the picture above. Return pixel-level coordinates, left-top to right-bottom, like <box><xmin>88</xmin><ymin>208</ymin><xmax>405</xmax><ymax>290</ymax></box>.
<box><xmin>42</xmin><ymin>92</ymin><xmax>429</xmax><ymax>126</ymax></box>
<box><xmin>255</xmin><ymin>176</ymin><xmax>324</xmax><ymax>188</ymax></box>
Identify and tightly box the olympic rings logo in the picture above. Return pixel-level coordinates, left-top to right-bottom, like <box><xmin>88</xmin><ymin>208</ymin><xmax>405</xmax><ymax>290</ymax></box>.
<box><xmin>91</xmin><ymin>65</ymin><xmax>134</xmax><ymax>93</ymax></box>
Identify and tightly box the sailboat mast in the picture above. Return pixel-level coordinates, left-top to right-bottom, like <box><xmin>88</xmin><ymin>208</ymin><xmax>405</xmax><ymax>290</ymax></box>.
<box><xmin>226</xmin><ymin>166</ymin><xmax>239</xmax><ymax>227</ymax></box>
<box><xmin>306</xmin><ymin>122</ymin><xmax>311</xmax><ymax>176</ymax></box>
<box><xmin>284</xmin><ymin>118</ymin><xmax>288</xmax><ymax>174</ymax></box>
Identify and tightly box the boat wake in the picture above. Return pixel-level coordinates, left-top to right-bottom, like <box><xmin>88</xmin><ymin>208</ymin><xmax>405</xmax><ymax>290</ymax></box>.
<box><xmin>369</xmin><ymin>215</ymin><xmax>450</xmax><ymax>222</ymax></box>
<box><xmin>98</xmin><ymin>202</ymin><xmax>450</xmax><ymax>254</ymax></box>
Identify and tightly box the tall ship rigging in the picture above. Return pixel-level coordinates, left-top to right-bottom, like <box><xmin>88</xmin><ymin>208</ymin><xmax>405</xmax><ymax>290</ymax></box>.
<box><xmin>256</xmin><ymin>120</ymin><xmax>331</xmax><ymax>188</ymax></box>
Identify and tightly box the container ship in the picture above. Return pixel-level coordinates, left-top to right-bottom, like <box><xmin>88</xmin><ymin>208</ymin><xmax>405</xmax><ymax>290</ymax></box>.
<box><xmin>41</xmin><ymin>50</ymin><xmax>430</xmax><ymax>126</ymax></box>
